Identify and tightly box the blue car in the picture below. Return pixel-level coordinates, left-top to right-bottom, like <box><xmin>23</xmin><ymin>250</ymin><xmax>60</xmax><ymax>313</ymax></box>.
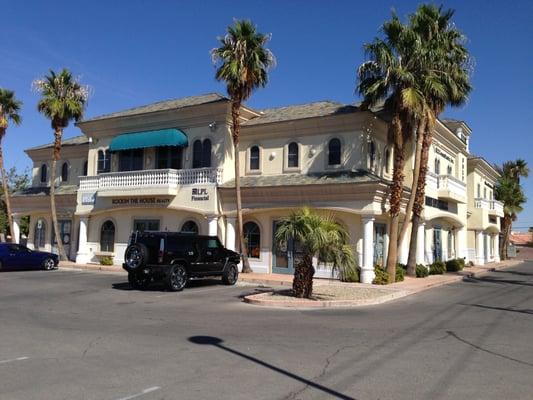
<box><xmin>0</xmin><ymin>243</ymin><xmax>59</xmax><ymax>271</ymax></box>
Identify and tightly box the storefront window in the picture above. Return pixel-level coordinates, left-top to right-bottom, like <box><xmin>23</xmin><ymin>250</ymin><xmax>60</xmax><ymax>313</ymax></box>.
<box><xmin>328</xmin><ymin>138</ymin><xmax>341</xmax><ymax>165</ymax></box>
<box><xmin>156</xmin><ymin>147</ymin><xmax>182</xmax><ymax>170</ymax></box>
<box><xmin>100</xmin><ymin>220</ymin><xmax>115</xmax><ymax>252</ymax></box>
<box><xmin>119</xmin><ymin>149</ymin><xmax>143</xmax><ymax>171</ymax></box>
<box><xmin>181</xmin><ymin>220</ymin><xmax>199</xmax><ymax>234</ymax></box>
<box><xmin>34</xmin><ymin>219</ymin><xmax>46</xmax><ymax>249</ymax></box>
<box><xmin>243</xmin><ymin>222</ymin><xmax>260</xmax><ymax>258</ymax></box>
<box><xmin>133</xmin><ymin>219</ymin><xmax>160</xmax><ymax>232</ymax></box>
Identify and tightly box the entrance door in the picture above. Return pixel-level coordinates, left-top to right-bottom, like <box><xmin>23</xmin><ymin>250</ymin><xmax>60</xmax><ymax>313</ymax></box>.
<box><xmin>433</xmin><ymin>228</ymin><xmax>442</xmax><ymax>262</ymax></box>
<box><xmin>374</xmin><ymin>224</ymin><xmax>386</xmax><ymax>266</ymax></box>
<box><xmin>272</xmin><ymin>221</ymin><xmax>301</xmax><ymax>275</ymax></box>
<box><xmin>52</xmin><ymin>220</ymin><xmax>72</xmax><ymax>259</ymax></box>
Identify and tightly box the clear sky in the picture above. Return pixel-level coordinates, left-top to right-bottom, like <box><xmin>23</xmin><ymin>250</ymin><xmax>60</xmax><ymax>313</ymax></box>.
<box><xmin>2</xmin><ymin>0</ymin><xmax>532</xmax><ymax>230</ymax></box>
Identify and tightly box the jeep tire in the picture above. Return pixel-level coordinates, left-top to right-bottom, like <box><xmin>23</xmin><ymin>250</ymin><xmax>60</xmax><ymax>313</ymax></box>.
<box><xmin>222</xmin><ymin>263</ymin><xmax>238</xmax><ymax>285</ymax></box>
<box><xmin>167</xmin><ymin>264</ymin><xmax>187</xmax><ymax>292</ymax></box>
<box><xmin>124</xmin><ymin>243</ymin><xmax>149</xmax><ymax>270</ymax></box>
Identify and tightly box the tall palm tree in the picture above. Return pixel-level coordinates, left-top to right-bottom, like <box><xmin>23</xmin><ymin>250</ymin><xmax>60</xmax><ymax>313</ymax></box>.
<box><xmin>33</xmin><ymin>69</ymin><xmax>89</xmax><ymax>261</ymax></box>
<box><xmin>358</xmin><ymin>12</ymin><xmax>426</xmax><ymax>282</ymax></box>
<box><xmin>497</xmin><ymin>160</ymin><xmax>529</xmax><ymax>259</ymax></box>
<box><xmin>212</xmin><ymin>19</ymin><xmax>275</xmax><ymax>273</ymax></box>
<box><xmin>275</xmin><ymin>207</ymin><xmax>356</xmax><ymax>298</ymax></box>
<box><xmin>404</xmin><ymin>4</ymin><xmax>472</xmax><ymax>276</ymax></box>
<box><xmin>0</xmin><ymin>89</ymin><xmax>22</xmax><ymax>242</ymax></box>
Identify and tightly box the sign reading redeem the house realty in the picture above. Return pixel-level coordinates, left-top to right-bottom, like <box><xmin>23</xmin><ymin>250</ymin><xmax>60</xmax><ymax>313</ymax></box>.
<box><xmin>111</xmin><ymin>197</ymin><xmax>171</xmax><ymax>206</ymax></box>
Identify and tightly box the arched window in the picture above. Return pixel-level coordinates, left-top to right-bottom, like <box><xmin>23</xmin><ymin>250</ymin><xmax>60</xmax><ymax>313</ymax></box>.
<box><xmin>192</xmin><ymin>140</ymin><xmax>203</xmax><ymax>168</ymax></box>
<box><xmin>250</xmin><ymin>146</ymin><xmax>260</xmax><ymax>170</ymax></box>
<box><xmin>100</xmin><ymin>220</ymin><xmax>115</xmax><ymax>252</ymax></box>
<box><xmin>181</xmin><ymin>220</ymin><xmax>199</xmax><ymax>234</ymax></box>
<box><xmin>97</xmin><ymin>150</ymin><xmax>110</xmax><ymax>173</ymax></box>
<box><xmin>447</xmin><ymin>165</ymin><xmax>452</xmax><ymax>175</ymax></box>
<box><xmin>288</xmin><ymin>142</ymin><xmax>299</xmax><ymax>168</ymax></box>
<box><xmin>384</xmin><ymin>148</ymin><xmax>391</xmax><ymax>173</ymax></box>
<box><xmin>434</xmin><ymin>158</ymin><xmax>441</xmax><ymax>175</ymax></box>
<box><xmin>83</xmin><ymin>160</ymin><xmax>88</xmax><ymax>176</ymax></box>
<box><xmin>243</xmin><ymin>222</ymin><xmax>260</xmax><ymax>258</ymax></box>
<box><xmin>202</xmin><ymin>139</ymin><xmax>212</xmax><ymax>168</ymax></box>
<box><xmin>328</xmin><ymin>138</ymin><xmax>341</xmax><ymax>166</ymax></box>
<box><xmin>61</xmin><ymin>162</ymin><xmax>69</xmax><ymax>182</ymax></box>
<box><xmin>40</xmin><ymin>164</ymin><xmax>47</xmax><ymax>183</ymax></box>
<box><xmin>34</xmin><ymin>219</ymin><xmax>46</xmax><ymax>249</ymax></box>
<box><xmin>368</xmin><ymin>141</ymin><xmax>376</xmax><ymax>170</ymax></box>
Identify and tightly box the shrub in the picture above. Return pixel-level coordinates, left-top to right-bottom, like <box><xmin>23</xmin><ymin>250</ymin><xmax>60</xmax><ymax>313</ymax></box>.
<box><xmin>397</xmin><ymin>263</ymin><xmax>407</xmax><ymax>271</ymax></box>
<box><xmin>467</xmin><ymin>261</ymin><xmax>474</xmax><ymax>267</ymax></box>
<box><xmin>339</xmin><ymin>266</ymin><xmax>359</xmax><ymax>283</ymax></box>
<box><xmin>395</xmin><ymin>266</ymin><xmax>405</xmax><ymax>282</ymax></box>
<box><xmin>457</xmin><ymin>258</ymin><xmax>466</xmax><ymax>268</ymax></box>
<box><xmin>100</xmin><ymin>256</ymin><xmax>114</xmax><ymax>266</ymax></box>
<box><xmin>372</xmin><ymin>265</ymin><xmax>391</xmax><ymax>285</ymax></box>
<box><xmin>446</xmin><ymin>258</ymin><xmax>464</xmax><ymax>272</ymax></box>
<box><xmin>429</xmin><ymin>261</ymin><xmax>446</xmax><ymax>275</ymax></box>
<box><xmin>416</xmin><ymin>264</ymin><xmax>429</xmax><ymax>278</ymax></box>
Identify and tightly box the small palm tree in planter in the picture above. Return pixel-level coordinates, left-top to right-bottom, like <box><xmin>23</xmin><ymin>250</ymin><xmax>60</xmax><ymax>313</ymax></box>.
<box><xmin>275</xmin><ymin>208</ymin><xmax>357</xmax><ymax>299</ymax></box>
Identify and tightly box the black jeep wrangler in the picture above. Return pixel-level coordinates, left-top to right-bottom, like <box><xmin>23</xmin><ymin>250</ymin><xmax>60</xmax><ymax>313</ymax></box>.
<box><xmin>123</xmin><ymin>231</ymin><xmax>240</xmax><ymax>291</ymax></box>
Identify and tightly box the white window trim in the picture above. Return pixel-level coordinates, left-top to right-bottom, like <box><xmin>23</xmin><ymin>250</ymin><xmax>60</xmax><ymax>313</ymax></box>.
<box><xmin>283</xmin><ymin>141</ymin><xmax>301</xmax><ymax>173</ymax></box>
<box><xmin>246</xmin><ymin>144</ymin><xmax>262</xmax><ymax>175</ymax></box>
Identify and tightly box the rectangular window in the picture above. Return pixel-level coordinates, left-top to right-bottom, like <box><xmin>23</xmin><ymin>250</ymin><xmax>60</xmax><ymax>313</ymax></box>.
<box><xmin>97</xmin><ymin>151</ymin><xmax>111</xmax><ymax>174</ymax></box>
<box><xmin>425</xmin><ymin>196</ymin><xmax>449</xmax><ymax>211</ymax></box>
<box><xmin>156</xmin><ymin>147</ymin><xmax>182</xmax><ymax>170</ymax></box>
<box><xmin>133</xmin><ymin>219</ymin><xmax>160</xmax><ymax>232</ymax></box>
<box><xmin>119</xmin><ymin>149</ymin><xmax>144</xmax><ymax>171</ymax></box>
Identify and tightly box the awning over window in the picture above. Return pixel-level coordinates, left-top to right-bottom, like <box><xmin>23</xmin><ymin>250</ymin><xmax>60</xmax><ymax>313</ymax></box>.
<box><xmin>109</xmin><ymin>128</ymin><xmax>188</xmax><ymax>152</ymax></box>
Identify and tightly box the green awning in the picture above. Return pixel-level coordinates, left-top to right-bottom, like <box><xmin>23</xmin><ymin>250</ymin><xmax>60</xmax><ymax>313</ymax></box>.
<box><xmin>109</xmin><ymin>128</ymin><xmax>188</xmax><ymax>152</ymax></box>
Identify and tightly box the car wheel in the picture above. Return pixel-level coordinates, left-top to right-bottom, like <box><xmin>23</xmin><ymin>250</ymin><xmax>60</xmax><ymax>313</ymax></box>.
<box><xmin>124</xmin><ymin>243</ymin><xmax>149</xmax><ymax>270</ymax></box>
<box><xmin>222</xmin><ymin>263</ymin><xmax>239</xmax><ymax>285</ymax></box>
<box><xmin>43</xmin><ymin>258</ymin><xmax>56</xmax><ymax>271</ymax></box>
<box><xmin>167</xmin><ymin>264</ymin><xmax>187</xmax><ymax>292</ymax></box>
<box><xmin>128</xmin><ymin>271</ymin><xmax>151</xmax><ymax>290</ymax></box>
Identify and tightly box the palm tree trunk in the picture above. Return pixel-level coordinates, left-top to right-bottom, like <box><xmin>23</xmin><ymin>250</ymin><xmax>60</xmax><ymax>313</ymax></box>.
<box><xmin>500</xmin><ymin>215</ymin><xmax>511</xmax><ymax>260</ymax></box>
<box><xmin>398</xmin><ymin>117</ymin><xmax>426</xmax><ymax>250</ymax></box>
<box><xmin>231</xmin><ymin>100</ymin><xmax>252</xmax><ymax>273</ymax></box>
<box><xmin>0</xmin><ymin>138</ymin><xmax>15</xmax><ymax>243</ymax></box>
<box><xmin>50</xmin><ymin>129</ymin><xmax>68</xmax><ymax>261</ymax></box>
<box><xmin>406</xmin><ymin>117</ymin><xmax>433</xmax><ymax>276</ymax></box>
<box><xmin>385</xmin><ymin>113</ymin><xmax>405</xmax><ymax>283</ymax></box>
<box><xmin>293</xmin><ymin>254</ymin><xmax>314</xmax><ymax>298</ymax></box>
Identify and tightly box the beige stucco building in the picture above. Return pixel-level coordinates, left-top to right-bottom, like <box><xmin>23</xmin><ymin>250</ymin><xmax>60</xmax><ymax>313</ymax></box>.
<box><xmin>10</xmin><ymin>93</ymin><xmax>502</xmax><ymax>283</ymax></box>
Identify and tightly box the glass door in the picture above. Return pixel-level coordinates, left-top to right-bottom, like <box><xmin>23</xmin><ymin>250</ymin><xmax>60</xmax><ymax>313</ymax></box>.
<box><xmin>52</xmin><ymin>220</ymin><xmax>72</xmax><ymax>259</ymax></box>
<box><xmin>433</xmin><ymin>228</ymin><xmax>442</xmax><ymax>262</ymax></box>
<box><xmin>272</xmin><ymin>221</ymin><xmax>296</xmax><ymax>275</ymax></box>
<box><xmin>374</xmin><ymin>223</ymin><xmax>386</xmax><ymax>266</ymax></box>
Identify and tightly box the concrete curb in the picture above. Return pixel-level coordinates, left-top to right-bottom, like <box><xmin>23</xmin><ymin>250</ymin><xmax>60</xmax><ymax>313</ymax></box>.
<box><xmin>58</xmin><ymin>263</ymin><xmax>125</xmax><ymax>274</ymax></box>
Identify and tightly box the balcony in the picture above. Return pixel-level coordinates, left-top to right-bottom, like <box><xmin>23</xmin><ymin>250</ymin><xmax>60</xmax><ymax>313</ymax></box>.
<box><xmin>437</xmin><ymin>174</ymin><xmax>467</xmax><ymax>203</ymax></box>
<box><xmin>474</xmin><ymin>198</ymin><xmax>504</xmax><ymax>218</ymax></box>
<box><xmin>79</xmin><ymin>168</ymin><xmax>222</xmax><ymax>196</ymax></box>
<box><xmin>425</xmin><ymin>171</ymin><xmax>439</xmax><ymax>192</ymax></box>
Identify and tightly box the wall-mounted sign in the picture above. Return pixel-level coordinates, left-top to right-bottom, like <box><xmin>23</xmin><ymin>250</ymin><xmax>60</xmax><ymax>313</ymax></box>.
<box><xmin>111</xmin><ymin>197</ymin><xmax>171</xmax><ymax>206</ymax></box>
<box><xmin>435</xmin><ymin>147</ymin><xmax>454</xmax><ymax>163</ymax></box>
<box><xmin>81</xmin><ymin>193</ymin><xmax>96</xmax><ymax>205</ymax></box>
<box><xmin>191</xmin><ymin>188</ymin><xmax>209</xmax><ymax>201</ymax></box>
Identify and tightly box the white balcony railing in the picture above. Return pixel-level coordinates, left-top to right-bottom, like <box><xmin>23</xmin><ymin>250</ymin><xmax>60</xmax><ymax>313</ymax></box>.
<box><xmin>426</xmin><ymin>171</ymin><xmax>438</xmax><ymax>191</ymax></box>
<box><xmin>474</xmin><ymin>198</ymin><xmax>504</xmax><ymax>217</ymax></box>
<box><xmin>437</xmin><ymin>174</ymin><xmax>467</xmax><ymax>202</ymax></box>
<box><xmin>79</xmin><ymin>168</ymin><xmax>222</xmax><ymax>192</ymax></box>
<box><xmin>490</xmin><ymin>200</ymin><xmax>504</xmax><ymax>216</ymax></box>
<box><xmin>474</xmin><ymin>197</ymin><xmax>490</xmax><ymax>209</ymax></box>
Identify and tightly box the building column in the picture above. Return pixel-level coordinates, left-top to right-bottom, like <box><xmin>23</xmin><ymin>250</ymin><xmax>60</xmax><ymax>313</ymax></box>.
<box><xmin>76</xmin><ymin>216</ymin><xmax>90</xmax><ymax>264</ymax></box>
<box><xmin>475</xmin><ymin>230</ymin><xmax>484</xmax><ymax>265</ymax></box>
<box><xmin>494</xmin><ymin>234</ymin><xmax>500</xmax><ymax>262</ymax></box>
<box><xmin>225</xmin><ymin>217</ymin><xmax>236</xmax><ymax>252</ymax></box>
<box><xmin>416</xmin><ymin>222</ymin><xmax>425</xmax><ymax>265</ymax></box>
<box><xmin>425</xmin><ymin>226</ymin><xmax>433</xmax><ymax>264</ymax></box>
<box><xmin>361</xmin><ymin>216</ymin><xmax>375</xmax><ymax>284</ymax></box>
<box><xmin>12</xmin><ymin>215</ymin><xmax>21</xmax><ymax>244</ymax></box>
<box><xmin>456</xmin><ymin>227</ymin><xmax>466</xmax><ymax>261</ymax></box>
<box><xmin>441</xmin><ymin>230</ymin><xmax>449</xmax><ymax>261</ymax></box>
<box><xmin>207</xmin><ymin>215</ymin><xmax>219</xmax><ymax>237</ymax></box>
<box><xmin>398</xmin><ymin>231</ymin><xmax>409</xmax><ymax>265</ymax></box>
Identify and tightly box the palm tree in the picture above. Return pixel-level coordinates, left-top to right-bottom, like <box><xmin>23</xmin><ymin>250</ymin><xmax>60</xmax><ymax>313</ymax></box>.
<box><xmin>275</xmin><ymin>208</ymin><xmax>356</xmax><ymax>298</ymax></box>
<box><xmin>212</xmin><ymin>20</ymin><xmax>275</xmax><ymax>273</ymax></box>
<box><xmin>403</xmin><ymin>4</ymin><xmax>472</xmax><ymax>275</ymax></box>
<box><xmin>0</xmin><ymin>89</ymin><xmax>22</xmax><ymax>242</ymax></box>
<box><xmin>33</xmin><ymin>69</ymin><xmax>89</xmax><ymax>261</ymax></box>
<box><xmin>358</xmin><ymin>12</ymin><xmax>426</xmax><ymax>282</ymax></box>
<box><xmin>497</xmin><ymin>160</ymin><xmax>529</xmax><ymax>259</ymax></box>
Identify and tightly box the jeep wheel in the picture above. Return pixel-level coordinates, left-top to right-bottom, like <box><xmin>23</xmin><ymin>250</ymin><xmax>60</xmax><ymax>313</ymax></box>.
<box><xmin>43</xmin><ymin>258</ymin><xmax>56</xmax><ymax>271</ymax></box>
<box><xmin>168</xmin><ymin>264</ymin><xmax>187</xmax><ymax>292</ymax></box>
<box><xmin>222</xmin><ymin>263</ymin><xmax>238</xmax><ymax>285</ymax></box>
<box><xmin>125</xmin><ymin>243</ymin><xmax>149</xmax><ymax>270</ymax></box>
<box><xmin>128</xmin><ymin>271</ymin><xmax>150</xmax><ymax>290</ymax></box>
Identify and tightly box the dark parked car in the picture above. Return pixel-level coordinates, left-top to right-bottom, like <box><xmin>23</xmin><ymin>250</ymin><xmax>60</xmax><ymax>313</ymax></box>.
<box><xmin>0</xmin><ymin>243</ymin><xmax>59</xmax><ymax>271</ymax></box>
<box><xmin>123</xmin><ymin>231</ymin><xmax>240</xmax><ymax>291</ymax></box>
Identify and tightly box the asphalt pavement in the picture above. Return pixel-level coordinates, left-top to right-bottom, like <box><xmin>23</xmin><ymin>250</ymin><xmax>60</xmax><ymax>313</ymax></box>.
<box><xmin>1</xmin><ymin>262</ymin><xmax>532</xmax><ymax>400</ymax></box>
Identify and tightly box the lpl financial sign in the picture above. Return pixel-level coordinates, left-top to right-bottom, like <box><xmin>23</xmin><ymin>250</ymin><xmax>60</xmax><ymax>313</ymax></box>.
<box><xmin>191</xmin><ymin>188</ymin><xmax>209</xmax><ymax>201</ymax></box>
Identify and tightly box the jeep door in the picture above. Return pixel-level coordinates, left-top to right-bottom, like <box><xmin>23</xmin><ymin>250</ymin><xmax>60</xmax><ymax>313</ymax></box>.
<box><xmin>199</xmin><ymin>238</ymin><xmax>225</xmax><ymax>272</ymax></box>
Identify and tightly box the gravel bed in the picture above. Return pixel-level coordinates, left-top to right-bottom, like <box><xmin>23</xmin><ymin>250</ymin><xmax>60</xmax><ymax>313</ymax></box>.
<box><xmin>265</xmin><ymin>285</ymin><xmax>396</xmax><ymax>302</ymax></box>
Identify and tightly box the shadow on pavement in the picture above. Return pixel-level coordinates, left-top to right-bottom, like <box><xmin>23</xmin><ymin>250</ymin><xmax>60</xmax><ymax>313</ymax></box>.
<box><xmin>188</xmin><ymin>335</ymin><xmax>356</xmax><ymax>400</ymax></box>
<box><xmin>494</xmin><ymin>269</ymin><xmax>533</xmax><ymax>277</ymax></box>
<box><xmin>460</xmin><ymin>303</ymin><xmax>533</xmax><ymax>315</ymax></box>
<box><xmin>112</xmin><ymin>278</ymin><xmax>226</xmax><ymax>292</ymax></box>
<box><xmin>462</xmin><ymin>276</ymin><xmax>533</xmax><ymax>287</ymax></box>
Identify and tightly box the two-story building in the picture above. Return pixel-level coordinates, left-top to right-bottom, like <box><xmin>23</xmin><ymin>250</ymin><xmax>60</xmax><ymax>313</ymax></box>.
<box><xmin>10</xmin><ymin>92</ymin><xmax>501</xmax><ymax>282</ymax></box>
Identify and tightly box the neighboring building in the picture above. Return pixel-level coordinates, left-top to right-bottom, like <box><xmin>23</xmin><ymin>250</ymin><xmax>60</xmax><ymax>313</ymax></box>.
<box><xmin>10</xmin><ymin>92</ymin><xmax>502</xmax><ymax>282</ymax></box>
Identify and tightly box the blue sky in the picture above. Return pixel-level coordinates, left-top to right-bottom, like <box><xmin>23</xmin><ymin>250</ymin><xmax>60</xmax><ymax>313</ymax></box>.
<box><xmin>2</xmin><ymin>0</ymin><xmax>532</xmax><ymax>230</ymax></box>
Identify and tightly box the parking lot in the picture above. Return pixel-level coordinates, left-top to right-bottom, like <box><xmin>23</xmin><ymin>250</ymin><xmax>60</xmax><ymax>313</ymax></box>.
<box><xmin>1</xmin><ymin>263</ymin><xmax>533</xmax><ymax>400</ymax></box>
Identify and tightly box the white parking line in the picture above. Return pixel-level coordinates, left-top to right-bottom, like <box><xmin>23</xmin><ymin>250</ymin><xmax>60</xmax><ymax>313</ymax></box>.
<box><xmin>114</xmin><ymin>386</ymin><xmax>160</xmax><ymax>400</ymax></box>
<box><xmin>0</xmin><ymin>356</ymin><xmax>29</xmax><ymax>365</ymax></box>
